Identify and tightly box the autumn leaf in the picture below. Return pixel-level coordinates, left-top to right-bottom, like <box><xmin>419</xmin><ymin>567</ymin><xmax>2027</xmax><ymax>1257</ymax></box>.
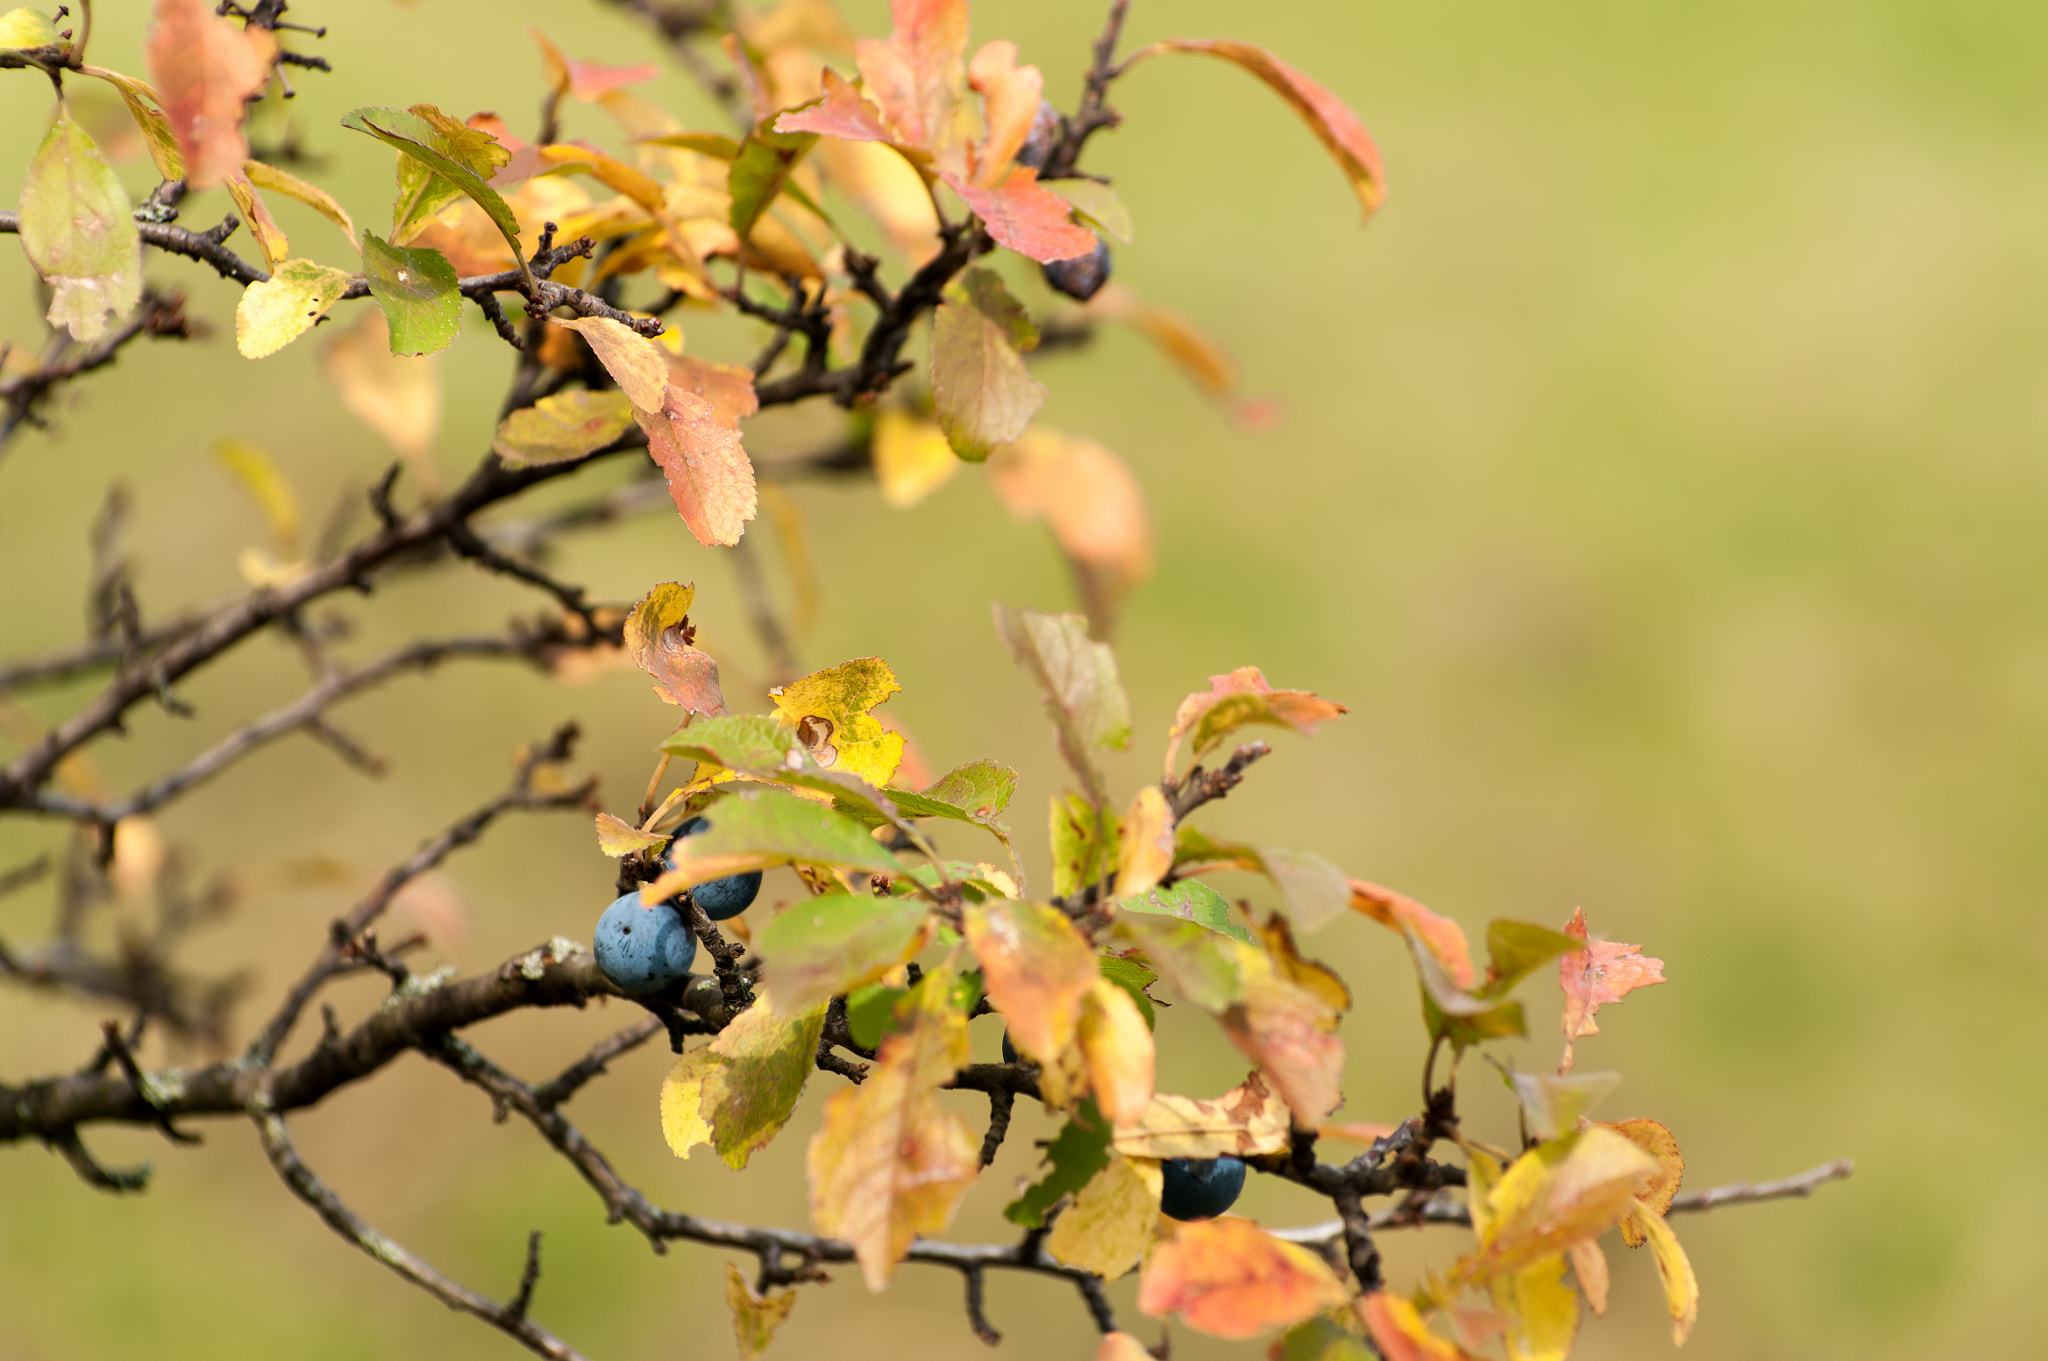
<box><xmin>235</xmin><ymin>259</ymin><xmax>353</xmax><ymax>359</ymax></box>
<box><xmin>244</xmin><ymin>158</ymin><xmax>357</xmax><ymax>244</ymax></box>
<box><xmin>1052</xmin><ymin>791</ymin><xmax>1119</xmax><ymax>899</ymax></box>
<box><xmin>1456</xmin><ymin>1126</ymin><xmax>1660</xmax><ymax>1286</ymax></box>
<box><xmin>995</xmin><ymin>606</ymin><xmax>1131</xmax><ymax>803</ymax></box>
<box><xmin>78</xmin><ymin>65</ymin><xmax>186</xmax><ymax>181</ymax></box>
<box><xmin>1077</xmin><ymin>977</ymin><xmax>1155</xmax><ymax>1123</ymax></box>
<box><xmin>665</xmin><ymin>352</ymin><xmax>760</xmax><ymax>427</ymax></box>
<box><xmin>774</xmin><ymin>68</ymin><xmax>901</xmax><ymax>146</ymax></box>
<box><xmin>639</xmin><ymin>383</ymin><xmax>760</xmax><ymax>547</ymax></box>
<box><xmin>931</xmin><ymin>268</ymin><xmax>1043</xmax><ymax>461</ymax></box>
<box><xmin>1136</xmin><ymin>40</ymin><xmax>1385</xmax><ymax>221</ymax></box>
<box><xmin>662</xmin><ymin>995</ymin><xmax>828</xmax><ymax>1169</ymax></box>
<box><xmin>1168</xmin><ymin>832</ymin><xmax>1348</xmax><ymax>933</ymax></box>
<box><xmin>623</xmin><ymin>582</ymin><xmax>728</xmax><ymax>714</ymax></box>
<box><xmin>1568</xmin><ymin>1238</ymin><xmax>1610</xmax><ymax>1316</ymax></box>
<box><xmin>769</xmin><ymin>658</ymin><xmax>906</xmax><ymax>788</ymax></box>
<box><xmin>17</xmin><ymin>112</ymin><xmax>142</xmax><ymax>342</ymax></box>
<box><xmin>757</xmin><ymin>892</ymin><xmax>931</xmax><ymax>1014</ymax></box>
<box><xmin>853</xmin><ymin>0</ymin><xmax>969</xmax><ymax>151</ymax></box>
<box><xmin>641</xmin><ymin>788</ymin><xmax>902</xmax><ymax>902</ymax></box>
<box><xmin>222</xmin><ymin>171</ymin><xmax>288</xmax><ymax>270</ymax></box>
<box><xmin>359</xmin><ymin>232</ymin><xmax>462</xmax><ymax>357</ymax></box>
<box><xmin>873</xmin><ymin>409</ymin><xmax>959</xmax><ymax>507</ymax></box>
<box><xmin>1112</xmin><ymin>1071</ymin><xmax>1291</xmax><ymax>1160</ymax></box>
<box><xmin>1086</xmin><ymin>282</ymin><xmax>1279</xmax><ymax>429</ymax></box>
<box><xmin>807</xmin><ymin>965</ymin><xmax>978</xmax><ymax>1289</ymax></box>
<box><xmin>1359</xmin><ymin>1292</ymin><xmax>1481</xmax><ymax>1361</ymax></box>
<box><xmin>1138</xmin><ymin>1216</ymin><xmax>1350</xmax><ymax>1340</ymax></box>
<box><xmin>1349</xmin><ymin>879</ymin><xmax>1476</xmax><ymax>990</ymax></box>
<box><xmin>594</xmin><ymin>811</ymin><xmax>666</xmax><ymax>857</ymax></box>
<box><xmin>1626</xmin><ymin>1199</ymin><xmax>1699</xmax><ymax>1344</ymax></box>
<box><xmin>146</xmin><ymin>0</ymin><xmax>271</xmax><ymax>190</ymax></box>
<box><xmin>1222</xmin><ymin>964</ymin><xmax>1346</xmax><ymax>1127</ymax></box>
<box><xmin>493</xmin><ymin>390</ymin><xmax>636</xmax><ymax>465</ymax></box>
<box><xmin>1098</xmin><ymin>1333</ymin><xmax>1154</xmax><ymax>1361</ymax></box>
<box><xmin>1163</xmin><ymin>666</ymin><xmax>1347</xmax><ymax>780</ymax></box>
<box><xmin>317</xmin><ymin>309</ymin><xmax>441</xmax><ymax>463</ymax></box>
<box><xmin>944</xmin><ymin>165</ymin><xmax>1099</xmax><ymax>263</ymax></box>
<box><xmin>723</xmin><ymin>1261</ymin><xmax>797</xmax><ymax>1361</ymax></box>
<box><xmin>964</xmin><ymin>898</ymin><xmax>1097</xmax><ymax>1068</ymax></box>
<box><xmin>1605</xmin><ymin>1118</ymin><xmax>1683</xmax><ymax>1246</ymax></box>
<box><xmin>1558</xmin><ymin>908</ymin><xmax>1665</xmax><ymax>1071</ymax></box>
<box><xmin>1490</xmin><ymin>1253</ymin><xmax>1579</xmax><ymax>1361</ymax></box>
<box><xmin>1113</xmin><ymin>785</ymin><xmax>1174</xmax><ymax>899</ymax></box>
<box><xmin>1116</xmin><ymin>913</ymin><xmax>1245</xmax><ymax>1013</ymax></box>
<box><xmin>989</xmin><ymin>427</ymin><xmax>1155</xmax><ymax>618</ymax></box>
<box><xmin>1045</xmin><ymin>1153</ymin><xmax>1161</xmax><ymax>1280</ymax></box>
<box><xmin>1005</xmin><ymin>1104</ymin><xmax>1112</xmax><ymax>1228</ymax></box>
<box><xmin>967</xmin><ymin>40</ymin><xmax>1043</xmax><ymax>184</ymax></box>
<box><xmin>553</xmin><ymin>316</ymin><xmax>668</xmax><ymax>409</ymax></box>
<box><xmin>532</xmin><ymin>29</ymin><xmax>659</xmax><ymax>103</ymax></box>
<box><xmin>1250</xmin><ymin>913</ymin><xmax>1352</xmax><ymax>1016</ymax></box>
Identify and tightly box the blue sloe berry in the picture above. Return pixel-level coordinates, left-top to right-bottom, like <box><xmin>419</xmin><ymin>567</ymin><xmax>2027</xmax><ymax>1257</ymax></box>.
<box><xmin>1159</xmin><ymin>1155</ymin><xmax>1247</xmax><ymax>1222</ymax></box>
<box><xmin>664</xmin><ymin>815</ymin><xmax>762</xmax><ymax>921</ymax></box>
<box><xmin>593</xmin><ymin>892</ymin><xmax>696</xmax><ymax>994</ymax></box>
<box><xmin>1042</xmin><ymin>236</ymin><xmax>1110</xmax><ymax>302</ymax></box>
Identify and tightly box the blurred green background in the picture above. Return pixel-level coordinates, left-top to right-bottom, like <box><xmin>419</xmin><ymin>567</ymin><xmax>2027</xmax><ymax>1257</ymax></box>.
<box><xmin>4</xmin><ymin>0</ymin><xmax>2044</xmax><ymax>1358</ymax></box>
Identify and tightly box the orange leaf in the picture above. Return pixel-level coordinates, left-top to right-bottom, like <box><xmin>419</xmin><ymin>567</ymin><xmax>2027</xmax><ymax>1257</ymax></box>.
<box><xmin>1138</xmin><ymin>1216</ymin><xmax>1349</xmax><ymax>1340</ymax></box>
<box><xmin>989</xmin><ymin>427</ymin><xmax>1154</xmax><ymax>610</ymax></box>
<box><xmin>1077</xmin><ymin>977</ymin><xmax>1155</xmax><ymax>1124</ymax></box>
<box><xmin>221</xmin><ymin>170</ymin><xmax>287</xmax><ymax>270</ymax></box>
<box><xmin>1112</xmin><ymin>1070</ymin><xmax>1291</xmax><ymax>1160</ymax></box>
<box><xmin>1359</xmin><ymin>1292</ymin><xmax>1482</xmax><ymax>1360</ymax></box>
<box><xmin>945</xmin><ymin>166</ymin><xmax>1098</xmax><ymax>263</ymax></box>
<box><xmin>1349</xmin><ymin>879</ymin><xmax>1476</xmax><ymax>990</ymax></box>
<box><xmin>964</xmin><ymin>898</ymin><xmax>1097</xmax><ymax>1068</ymax></box>
<box><xmin>853</xmin><ymin>0</ymin><xmax>969</xmax><ymax>152</ymax></box>
<box><xmin>552</xmin><ymin>316</ymin><xmax>668</xmax><ymax>409</ymax></box>
<box><xmin>1605</xmin><ymin>1118</ymin><xmax>1683</xmax><ymax>1246</ymax></box>
<box><xmin>1146</xmin><ymin>39</ymin><xmax>1384</xmax><ymax>221</ymax></box>
<box><xmin>532</xmin><ymin>29</ymin><xmax>658</xmax><ymax>103</ymax></box>
<box><xmin>1221</xmin><ymin>973</ymin><xmax>1345</xmax><ymax>1127</ymax></box>
<box><xmin>623</xmin><ymin>582</ymin><xmax>728</xmax><ymax>713</ymax></box>
<box><xmin>967</xmin><ymin>40</ymin><xmax>1042</xmax><ymax>185</ymax></box>
<box><xmin>1086</xmin><ymin>282</ymin><xmax>1279</xmax><ymax>430</ymax></box>
<box><xmin>1113</xmin><ymin>784</ymin><xmax>1174</xmax><ymax>899</ymax></box>
<box><xmin>1567</xmin><ymin>1238</ymin><xmax>1610</xmax><ymax>1316</ymax></box>
<box><xmin>638</xmin><ymin>384</ymin><xmax>760</xmax><ymax>548</ymax></box>
<box><xmin>1557</xmin><ymin>908</ymin><xmax>1665</xmax><ymax>1071</ymax></box>
<box><xmin>776</xmin><ymin>67</ymin><xmax>901</xmax><ymax>145</ymax></box>
<box><xmin>1098</xmin><ymin>1333</ymin><xmax>1153</xmax><ymax>1361</ymax></box>
<box><xmin>146</xmin><ymin>0</ymin><xmax>272</xmax><ymax>190</ymax></box>
<box><xmin>666</xmin><ymin>352</ymin><xmax>760</xmax><ymax>429</ymax></box>
<box><xmin>1162</xmin><ymin>666</ymin><xmax>1346</xmax><ymax>779</ymax></box>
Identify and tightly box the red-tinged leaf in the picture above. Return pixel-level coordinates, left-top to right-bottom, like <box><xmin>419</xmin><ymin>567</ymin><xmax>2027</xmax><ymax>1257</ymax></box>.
<box><xmin>532</xmin><ymin>28</ymin><xmax>658</xmax><ymax>103</ymax></box>
<box><xmin>665</xmin><ymin>352</ymin><xmax>760</xmax><ymax>428</ymax></box>
<box><xmin>1557</xmin><ymin>908</ymin><xmax>1665</xmax><ymax>1071</ymax></box>
<box><xmin>1163</xmin><ymin>666</ymin><xmax>1346</xmax><ymax>780</ymax></box>
<box><xmin>1098</xmin><ymin>1334</ymin><xmax>1153</xmax><ymax>1361</ymax></box>
<box><xmin>1349</xmin><ymin>878</ymin><xmax>1476</xmax><ymax>990</ymax></box>
<box><xmin>1144</xmin><ymin>39</ymin><xmax>1385</xmax><ymax>221</ymax></box>
<box><xmin>551</xmin><ymin>316</ymin><xmax>667</xmax><ymax>409</ymax></box>
<box><xmin>943</xmin><ymin>165</ymin><xmax>1098</xmax><ymax>263</ymax></box>
<box><xmin>1222</xmin><ymin>971</ymin><xmax>1345</xmax><ymax>1127</ymax></box>
<box><xmin>964</xmin><ymin>898</ymin><xmax>1098</xmax><ymax>1068</ymax></box>
<box><xmin>146</xmin><ymin>0</ymin><xmax>271</xmax><ymax>189</ymax></box>
<box><xmin>1086</xmin><ymin>281</ymin><xmax>1279</xmax><ymax>430</ymax></box>
<box><xmin>967</xmin><ymin>40</ymin><xmax>1043</xmax><ymax>185</ymax></box>
<box><xmin>1359</xmin><ymin>1292</ymin><xmax>1482</xmax><ymax>1361</ymax></box>
<box><xmin>1604</xmin><ymin>1118</ymin><xmax>1683</xmax><ymax>1246</ymax></box>
<box><xmin>775</xmin><ymin>68</ymin><xmax>900</xmax><ymax>145</ymax></box>
<box><xmin>1138</xmin><ymin>1216</ymin><xmax>1350</xmax><ymax>1340</ymax></box>
<box><xmin>639</xmin><ymin>386</ymin><xmax>760</xmax><ymax>547</ymax></box>
<box><xmin>623</xmin><ymin>582</ymin><xmax>729</xmax><ymax>714</ymax></box>
<box><xmin>989</xmin><ymin>427</ymin><xmax>1154</xmax><ymax>623</ymax></box>
<box><xmin>853</xmin><ymin>0</ymin><xmax>969</xmax><ymax>151</ymax></box>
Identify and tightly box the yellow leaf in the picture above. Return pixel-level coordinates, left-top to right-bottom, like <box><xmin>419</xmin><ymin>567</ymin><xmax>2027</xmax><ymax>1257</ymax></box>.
<box><xmin>234</xmin><ymin>258</ymin><xmax>353</xmax><ymax>360</ymax></box>
<box><xmin>1077</xmin><ymin>977</ymin><xmax>1155</xmax><ymax>1124</ymax></box>
<box><xmin>1605</xmin><ymin>1118</ymin><xmax>1684</xmax><ymax>1246</ymax></box>
<box><xmin>1627</xmin><ymin>1198</ymin><xmax>1699</xmax><ymax>1345</ymax></box>
<box><xmin>553</xmin><ymin>315</ymin><xmax>668</xmax><ymax>410</ymax></box>
<box><xmin>1458</xmin><ymin>1127</ymin><xmax>1659</xmax><ymax>1285</ymax></box>
<box><xmin>213</xmin><ymin>439</ymin><xmax>300</xmax><ymax>556</ymax></box>
<box><xmin>493</xmin><ymin>389</ymin><xmax>636</xmax><ymax>465</ymax></box>
<box><xmin>873</xmin><ymin>409</ymin><xmax>959</xmax><ymax>508</ymax></box>
<box><xmin>724</xmin><ymin>1261</ymin><xmax>797</xmax><ymax>1361</ymax></box>
<box><xmin>222</xmin><ymin>171</ymin><xmax>288</xmax><ymax>271</ymax></box>
<box><xmin>1490</xmin><ymin>1254</ymin><xmax>1579</xmax><ymax>1361</ymax></box>
<box><xmin>1113</xmin><ymin>1070</ymin><xmax>1291</xmax><ymax>1160</ymax></box>
<box><xmin>244</xmin><ymin>157</ymin><xmax>357</xmax><ymax>244</ymax></box>
<box><xmin>963</xmin><ymin>898</ymin><xmax>1097</xmax><ymax>1071</ymax></box>
<box><xmin>1113</xmin><ymin>784</ymin><xmax>1174</xmax><ymax>899</ymax></box>
<box><xmin>1221</xmin><ymin>951</ymin><xmax>1347</xmax><ymax>1127</ymax></box>
<box><xmin>624</xmin><ymin>582</ymin><xmax>727</xmax><ymax>714</ymax></box>
<box><xmin>1138</xmin><ymin>1215</ymin><xmax>1350</xmax><ymax>1340</ymax></box>
<box><xmin>318</xmin><ymin>308</ymin><xmax>442</xmax><ymax>464</ymax></box>
<box><xmin>769</xmin><ymin>657</ymin><xmax>906</xmax><ymax>787</ymax></box>
<box><xmin>660</xmin><ymin>997</ymin><xmax>826</xmax><ymax>1169</ymax></box>
<box><xmin>806</xmin><ymin>969</ymin><xmax>978</xmax><ymax>1289</ymax></box>
<box><xmin>595</xmin><ymin>811</ymin><xmax>666</xmax><ymax>857</ymax></box>
<box><xmin>1045</xmin><ymin>1154</ymin><xmax>1162</xmax><ymax>1281</ymax></box>
<box><xmin>1250</xmin><ymin>912</ymin><xmax>1351</xmax><ymax>1017</ymax></box>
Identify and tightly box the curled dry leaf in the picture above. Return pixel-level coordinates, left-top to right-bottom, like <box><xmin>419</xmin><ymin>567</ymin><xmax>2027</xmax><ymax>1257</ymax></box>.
<box><xmin>1162</xmin><ymin>666</ymin><xmax>1346</xmax><ymax>780</ymax></box>
<box><xmin>623</xmin><ymin>582</ymin><xmax>728</xmax><ymax>715</ymax></box>
<box><xmin>1604</xmin><ymin>1118</ymin><xmax>1683</xmax><ymax>1246</ymax></box>
<box><xmin>1112</xmin><ymin>1070</ymin><xmax>1290</xmax><ymax>1160</ymax></box>
<box><xmin>1558</xmin><ymin>907</ymin><xmax>1666</xmax><ymax>1072</ymax></box>
<box><xmin>1045</xmin><ymin>1154</ymin><xmax>1161</xmax><ymax>1281</ymax></box>
<box><xmin>989</xmin><ymin>427</ymin><xmax>1155</xmax><ymax>608</ymax></box>
<box><xmin>146</xmin><ymin>0</ymin><xmax>272</xmax><ymax>190</ymax></box>
<box><xmin>1137</xmin><ymin>1215</ymin><xmax>1350</xmax><ymax>1340</ymax></box>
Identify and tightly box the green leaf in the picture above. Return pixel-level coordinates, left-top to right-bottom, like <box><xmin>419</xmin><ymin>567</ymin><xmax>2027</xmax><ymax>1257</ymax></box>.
<box><xmin>661</xmin><ymin>996</ymin><xmax>827</xmax><ymax>1169</ymax></box>
<box><xmin>78</xmin><ymin>66</ymin><xmax>184</xmax><ymax>181</ymax></box>
<box><xmin>845</xmin><ymin>983</ymin><xmax>908</xmax><ymax>1051</ymax></box>
<box><xmin>1254</xmin><ymin>848</ymin><xmax>1351</xmax><ymax>933</ymax></box>
<box><xmin>1097</xmin><ymin>954</ymin><xmax>1159</xmax><ymax>1029</ymax></box>
<box><xmin>340</xmin><ymin>105</ymin><xmax>521</xmax><ymax>263</ymax></box>
<box><xmin>638</xmin><ymin>130</ymin><xmax>744</xmax><ymax>160</ymax></box>
<box><xmin>1505</xmin><ymin>1068</ymin><xmax>1621</xmax><ymax>1142</ymax></box>
<box><xmin>18</xmin><ymin>111</ymin><xmax>141</xmax><ymax>343</ymax></box>
<box><xmin>997</xmin><ymin>607</ymin><xmax>1131</xmax><ymax>804</ymax></box>
<box><xmin>669</xmin><ymin>788</ymin><xmax>905</xmax><ymax>877</ymax></box>
<box><xmin>1481</xmin><ymin>920</ymin><xmax>1582</xmax><ymax>998</ymax></box>
<box><xmin>492</xmin><ymin>389</ymin><xmax>637</xmax><ymax>464</ymax></box>
<box><xmin>1003</xmin><ymin>1102</ymin><xmax>1113</xmax><ymax>1228</ymax></box>
<box><xmin>0</xmin><ymin>7</ymin><xmax>60</xmax><ymax>49</ymax></box>
<box><xmin>1050</xmin><ymin>791</ymin><xmax>1118</xmax><ymax>898</ymax></box>
<box><xmin>931</xmin><ymin>267</ymin><xmax>1043</xmax><ymax>462</ymax></box>
<box><xmin>910</xmin><ymin>759</ymin><xmax>1018</xmax><ymax>831</ymax></box>
<box><xmin>235</xmin><ymin>260</ymin><xmax>356</xmax><ymax>359</ymax></box>
<box><xmin>359</xmin><ymin>232</ymin><xmax>461</xmax><ymax>356</ymax></box>
<box><xmin>728</xmin><ymin>124</ymin><xmax>818</xmax><ymax>241</ymax></box>
<box><xmin>757</xmin><ymin>892</ymin><xmax>930</xmax><ymax>1014</ymax></box>
<box><xmin>1119</xmin><ymin>880</ymin><xmax>1253</xmax><ymax>945</ymax></box>
<box><xmin>1115</xmin><ymin>915</ymin><xmax>1246</xmax><ymax>1013</ymax></box>
<box><xmin>660</xmin><ymin>714</ymin><xmax>794</xmax><ymax>772</ymax></box>
<box><xmin>1047</xmin><ymin>180</ymin><xmax>1133</xmax><ymax>243</ymax></box>
<box><xmin>1272</xmin><ymin>1313</ymin><xmax>1375</xmax><ymax>1361</ymax></box>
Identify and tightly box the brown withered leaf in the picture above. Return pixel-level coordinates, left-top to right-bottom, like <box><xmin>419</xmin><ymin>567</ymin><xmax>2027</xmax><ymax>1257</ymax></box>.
<box><xmin>1605</xmin><ymin>1118</ymin><xmax>1683</xmax><ymax>1247</ymax></box>
<box><xmin>623</xmin><ymin>582</ymin><xmax>727</xmax><ymax>714</ymax></box>
<box><xmin>1112</xmin><ymin>1071</ymin><xmax>1290</xmax><ymax>1160</ymax></box>
<box><xmin>146</xmin><ymin>0</ymin><xmax>272</xmax><ymax>190</ymax></box>
<box><xmin>964</xmin><ymin>898</ymin><xmax>1097</xmax><ymax>1070</ymax></box>
<box><xmin>806</xmin><ymin>969</ymin><xmax>979</xmax><ymax>1289</ymax></box>
<box><xmin>1137</xmin><ymin>1215</ymin><xmax>1350</xmax><ymax>1340</ymax></box>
